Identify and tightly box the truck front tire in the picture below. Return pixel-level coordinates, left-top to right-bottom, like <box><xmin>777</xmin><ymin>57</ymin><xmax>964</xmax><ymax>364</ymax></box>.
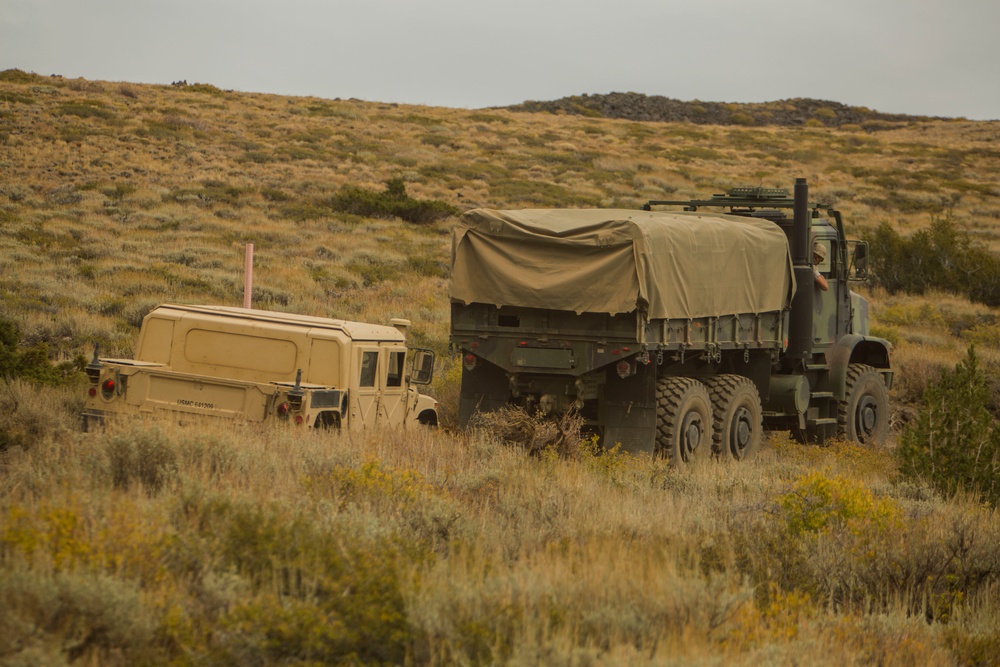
<box><xmin>838</xmin><ymin>364</ymin><xmax>889</xmax><ymax>444</ymax></box>
<box><xmin>655</xmin><ymin>377</ymin><xmax>712</xmax><ymax>466</ymax></box>
<box><xmin>703</xmin><ymin>375</ymin><xmax>762</xmax><ymax>461</ymax></box>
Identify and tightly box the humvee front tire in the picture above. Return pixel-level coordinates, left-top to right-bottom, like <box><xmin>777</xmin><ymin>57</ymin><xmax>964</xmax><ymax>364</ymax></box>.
<box><xmin>703</xmin><ymin>375</ymin><xmax>762</xmax><ymax>461</ymax></box>
<box><xmin>656</xmin><ymin>377</ymin><xmax>712</xmax><ymax>466</ymax></box>
<box><xmin>418</xmin><ymin>410</ymin><xmax>439</xmax><ymax>427</ymax></box>
<box><xmin>838</xmin><ymin>364</ymin><xmax>889</xmax><ymax>444</ymax></box>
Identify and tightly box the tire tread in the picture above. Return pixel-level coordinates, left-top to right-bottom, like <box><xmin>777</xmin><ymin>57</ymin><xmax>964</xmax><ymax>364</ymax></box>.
<box><xmin>702</xmin><ymin>374</ymin><xmax>761</xmax><ymax>459</ymax></box>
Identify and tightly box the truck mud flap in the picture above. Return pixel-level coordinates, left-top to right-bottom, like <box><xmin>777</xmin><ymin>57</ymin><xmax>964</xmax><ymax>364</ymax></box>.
<box><xmin>458</xmin><ymin>360</ymin><xmax>510</xmax><ymax>428</ymax></box>
<box><xmin>601</xmin><ymin>363</ymin><xmax>657</xmax><ymax>454</ymax></box>
<box><xmin>603</xmin><ymin>410</ymin><xmax>657</xmax><ymax>454</ymax></box>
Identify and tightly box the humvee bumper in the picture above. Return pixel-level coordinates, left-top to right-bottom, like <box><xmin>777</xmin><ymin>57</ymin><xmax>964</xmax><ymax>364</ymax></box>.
<box><xmin>81</xmin><ymin>409</ymin><xmax>105</xmax><ymax>432</ymax></box>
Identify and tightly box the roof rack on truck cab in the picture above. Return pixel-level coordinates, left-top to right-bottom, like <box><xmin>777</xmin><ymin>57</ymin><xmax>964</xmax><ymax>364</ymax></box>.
<box><xmin>644</xmin><ymin>187</ymin><xmax>854</xmax><ymax>263</ymax></box>
<box><xmin>643</xmin><ymin>186</ymin><xmax>833</xmax><ymax>217</ymax></box>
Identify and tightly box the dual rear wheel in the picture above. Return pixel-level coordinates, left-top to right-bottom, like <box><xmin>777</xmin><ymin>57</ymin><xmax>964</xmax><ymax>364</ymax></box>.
<box><xmin>703</xmin><ymin>375</ymin><xmax>763</xmax><ymax>461</ymax></box>
<box><xmin>655</xmin><ymin>374</ymin><xmax>762</xmax><ymax>466</ymax></box>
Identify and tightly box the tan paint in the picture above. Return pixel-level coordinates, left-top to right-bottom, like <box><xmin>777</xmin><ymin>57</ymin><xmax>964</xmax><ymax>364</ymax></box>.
<box><xmin>82</xmin><ymin>304</ymin><xmax>437</xmax><ymax>430</ymax></box>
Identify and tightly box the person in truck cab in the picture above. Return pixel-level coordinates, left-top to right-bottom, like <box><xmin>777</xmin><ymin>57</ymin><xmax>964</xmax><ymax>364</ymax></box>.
<box><xmin>813</xmin><ymin>242</ymin><xmax>829</xmax><ymax>291</ymax></box>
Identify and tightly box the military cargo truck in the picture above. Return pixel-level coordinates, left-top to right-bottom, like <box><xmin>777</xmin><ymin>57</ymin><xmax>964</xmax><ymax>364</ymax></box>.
<box><xmin>450</xmin><ymin>178</ymin><xmax>891</xmax><ymax>462</ymax></box>
<box><xmin>82</xmin><ymin>304</ymin><xmax>438</xmax><ymax>430</ymax></box>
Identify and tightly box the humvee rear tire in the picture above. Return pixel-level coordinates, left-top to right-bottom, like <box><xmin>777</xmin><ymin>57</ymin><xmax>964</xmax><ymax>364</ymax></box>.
<box><xmin>838</xmin><ymin>364</ymin><xmax>889</xmax><ymax>444</ymax></box>
<box><xmin>703</xmin><ymin>375</ymin><xmax>762</xmax><ymax>461</ymax></box>
<box><xmin>656</xmin><ymin>377</ymin><xmax>712</xmax><ymax>466</ymax></box>
<box><xmin>314</xmin><ymin>412</ymin><xmax>341</xmax><ymax>431</ymax></box>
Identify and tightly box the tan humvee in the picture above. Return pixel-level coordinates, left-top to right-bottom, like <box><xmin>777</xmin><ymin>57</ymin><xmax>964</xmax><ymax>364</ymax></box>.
<box><xmin>81</xmin><ymin>304</ymin><xmax>438</xmax><ymax>430</ymax></box>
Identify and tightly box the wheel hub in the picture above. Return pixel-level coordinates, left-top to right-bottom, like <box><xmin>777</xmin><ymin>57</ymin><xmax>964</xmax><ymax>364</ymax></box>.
<box><xmin>731</xmin><ymin>406</ymin><xmax>752</xmax><ymax>457</ymax></box>
<box><xmin>681</xmin><ymin>412</ymin><xmax>703</xmax><ymax>460</ymax></box>
<box><xmin>856</xmin><ymin>396</ymin><xmax>879</xmax><ymax>440</ymax></box>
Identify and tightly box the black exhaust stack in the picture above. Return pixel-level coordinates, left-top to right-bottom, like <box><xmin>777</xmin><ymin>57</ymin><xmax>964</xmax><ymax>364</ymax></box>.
<box><xmin>782</xmin><ymin>177</ymin><xmax>814</xmax><ymax>366</ymax></box>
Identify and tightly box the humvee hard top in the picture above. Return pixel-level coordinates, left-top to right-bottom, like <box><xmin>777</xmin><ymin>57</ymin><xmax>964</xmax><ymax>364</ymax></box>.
<box><xmin>82</xmin><ymin>304</ymin><xmax>438</xmax><ymax>430</ymax></box>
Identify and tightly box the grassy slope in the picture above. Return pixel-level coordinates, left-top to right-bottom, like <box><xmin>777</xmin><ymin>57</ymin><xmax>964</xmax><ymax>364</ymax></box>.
<box><xmin>3</xmin><ymin>72</ymin><xmax>1000</xmax><ymax>664</ymax></box>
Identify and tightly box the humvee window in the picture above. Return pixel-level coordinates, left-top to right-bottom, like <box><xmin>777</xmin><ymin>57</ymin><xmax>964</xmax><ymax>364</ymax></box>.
<box><xmin>387</xmin><ymin>351</ymin><xmax>405</xmax><ymax>387</ymax></box>
<box><xmin>360</xmin><ymin>351</ymin><xmax>378</xmax><ymax>387</ymax></box>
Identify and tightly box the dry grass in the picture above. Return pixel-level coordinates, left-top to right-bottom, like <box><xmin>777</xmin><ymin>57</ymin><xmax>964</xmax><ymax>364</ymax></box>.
<box><xmin>2</xmin><ymin>392</ymin><xmax>999</xmax><ymax>664</ymax></box>
<box><xmin>3</xmin><ymin>71</ymin><xmax>1000</xmax><ymax>663</ymax></box>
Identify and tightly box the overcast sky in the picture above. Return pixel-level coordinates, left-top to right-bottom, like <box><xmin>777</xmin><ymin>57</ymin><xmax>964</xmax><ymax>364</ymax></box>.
<box><xmin>2</xmin><ymin>0</ymin><xmax>997</xmax><ymax>120</ymax></box>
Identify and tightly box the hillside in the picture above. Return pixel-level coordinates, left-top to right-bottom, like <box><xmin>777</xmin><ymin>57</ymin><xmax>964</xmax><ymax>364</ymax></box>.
<box><xmin>506</xmin><ymin>92</ymin><xmax>946</xmax><ymax>127</ymax></box>
<box><xmin>3</xmin><ymin>69</ymin><xmax>1000</xmax><ymax>664</ymax></box>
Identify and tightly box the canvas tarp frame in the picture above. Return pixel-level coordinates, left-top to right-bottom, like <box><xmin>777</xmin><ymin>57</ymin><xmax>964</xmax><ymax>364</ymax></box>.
<box><xmin>449</xmin><ymin>208</ymin><xmax>796</xmax><ymax>320</ymax></box>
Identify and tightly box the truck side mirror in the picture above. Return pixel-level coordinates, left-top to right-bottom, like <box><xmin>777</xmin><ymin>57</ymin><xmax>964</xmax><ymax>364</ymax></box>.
<box><xmin>850</xmin><ymin>242</ymin><xmax>869</xmax><ymax>281</ymax></box>
<box><xmin>409</xmin><ymin>348</ymin><xmax>435</xmax><ymax>385</ymax></box>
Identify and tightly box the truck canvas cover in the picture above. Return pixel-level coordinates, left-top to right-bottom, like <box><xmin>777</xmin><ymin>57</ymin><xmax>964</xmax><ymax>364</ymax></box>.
<box><xmin>450</xmin><ymin>208</ymin><xmax>796</xmax><ymax>320</ymax></box>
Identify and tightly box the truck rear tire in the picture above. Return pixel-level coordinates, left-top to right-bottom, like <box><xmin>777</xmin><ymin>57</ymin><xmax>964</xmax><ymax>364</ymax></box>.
<box><xmin>839</xmin><ymin>364</ymin><xmax>889</xmax><ymax>444</ymax></box>
<box><xmin>656</xmin><ymin>377</ymin><xmax>712</xmax><ymax>466</ymax></box>
<box><xmin>703</xmin><ymin>375</ymin><xmax>762</xmax><ymax>461</ymax></box>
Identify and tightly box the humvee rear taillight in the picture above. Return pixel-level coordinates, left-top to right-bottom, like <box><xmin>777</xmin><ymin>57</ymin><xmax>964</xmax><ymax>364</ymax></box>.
<box><xmin>101</xmin><ymin>379</ymin><xmax>116</xmax><ymax>398</ymax></box>
<box><xmin>463</xmin><ymin>353</ymin><xmax>476</xmax><ymax>371</ymax></box>
<box><xmin>277</xmin><ymin>402</ymin><xmax>290</xmax><ymax>417</ymax></box>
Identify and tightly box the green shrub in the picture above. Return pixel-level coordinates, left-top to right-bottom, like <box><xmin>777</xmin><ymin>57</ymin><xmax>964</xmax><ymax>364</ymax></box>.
<box><xmin>0</xmin><ymin>316</ymin><xmax>16</xmax><ymax>376</ymax></box>
<box><xmin>0</xmin><ymin>566</ymin><xmax>159</xmax><ymax>664</ymax></box>
<box><xmin>466</xmin><ymin>112</ymin><xmax>511</xmax><ymax>124</ymax></box>
<box><xmin>407</xmin><ymin>254</ymin><xmax>448</xmax><ymax>278</ymax></box>
<box><xmin>55</xmin><ymin>101</ymin><xmax>116</xmax><ymax>120</ymax></box>
<box><xmin>0</xmin><ymin>90</ymin><xmax>35</xmax><ymax>104</ymax></box>
<box><xmin>864</xmin><ymin>217</ymin><xmax>1000</xmax><ymax>307</ymax></box>
<box><xmin>302</xmin><ymin>102</ymin><xmax>359</xmax><ymax>119</ymax></box>
<box><xmin>0</xmin><ymin>68</ymin><xmax>46</xmax><ymax>84</ymax></box>
<box><xmin>195</xmin><ymin>500</ymin><xmax>414</xmax><ymax>664</ymax></box>
<box><xmin>163</xmin><ymin>180</ymin><xmax>247</xmax><ymax>208</ymax></box>
<box><xmin>260</xmin><ymin>187</ymin><xmax>291</xmax><ymax>202</ymax></box>
<box><xmin>897</xmin><ymin>346</ymin><xmax>1000</xmax><ymax>506</ymax></box>
<box><xmin>347</xmin><ymin>256</ymin><xmax>400</xmax><ymax>286</ymax></box>
<box><xmin>0</xmin><ymin>315</ymin><xmax>84</xmax><ymax>386</ymax></box>
<box><xmin>963</xmin><ymin>322</ymin><xmax>1000</xmax><ymax>349</ymax></box>
<box><xmin>779</xmin><ymin>471</ymin><xmax>899</xmax><ymax>538</ymax></box>
<box><xmin>869</xmin><ymin>324</ymin><xmax>900</xmax><ymax>349</ymax></box>
<box><xmin>327</xmin><ymin>178</ymin><xmax>458</xmax><ymax>224</ymax></box>
<box><xmin>0</xmin><ymin>380</ymin><xmax>78</xmax><ymax>451</ymax></box>
<box><xmin>102</xmin><ymin>181</ymin><xmax>136</xmax><ymax>202</ymax></box>
<box><xmin>279</xmin><ymin>199</ymin><xmax>332</xmax><ymax>222</ymax></box>
<box><xmin>107</xmin><ymin>427</ymin><xmax>178</xmax><ymax>494</ymax></box>
<box><xmin>181</xmin><ymin>82</ymin><xmax>224</xmax><ymax>95</ymax></box>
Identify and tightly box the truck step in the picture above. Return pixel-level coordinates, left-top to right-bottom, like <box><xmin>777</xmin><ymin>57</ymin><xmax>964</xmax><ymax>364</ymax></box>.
<box><xmin>805</xmin><ymin>364</ymin><xmax>829</xmax><ymax>372</ymax></box>
<box><xmin>810</xmin><ymin>391</ymin><xmax>834</xmax><ymax>400</ymax></box>
<box><xmin>807</xmin><ymin>417</ymin><xmax>838</xmax><ymax>427</ymax></box>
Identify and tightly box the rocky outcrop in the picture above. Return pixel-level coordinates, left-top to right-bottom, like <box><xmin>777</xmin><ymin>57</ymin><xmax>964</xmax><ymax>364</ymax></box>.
<box><xmin>505</xmin><ymin>92</ymin><xmax>940</xmax><ymax>127</ymax></box>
